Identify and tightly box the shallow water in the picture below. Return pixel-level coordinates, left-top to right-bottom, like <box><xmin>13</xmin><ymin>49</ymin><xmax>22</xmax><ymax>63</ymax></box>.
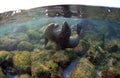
<box><xmin>0</xmin><ymin>17</ymin><xmax>120</xmax><ymax>39</ymax></box>
<box><xmin>0</xmin><ymin>17</ymin><xmax>120</xmax><ymax>78</ymax></box>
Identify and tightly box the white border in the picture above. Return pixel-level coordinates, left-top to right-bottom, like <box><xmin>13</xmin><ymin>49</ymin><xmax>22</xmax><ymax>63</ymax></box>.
<box><xmin>0</xmin><ymin>0</ymin><xmax>120</xmax><ymax>13</ymax></box>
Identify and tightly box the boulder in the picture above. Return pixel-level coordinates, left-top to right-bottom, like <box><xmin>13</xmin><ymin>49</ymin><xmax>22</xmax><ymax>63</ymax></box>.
<box><xmin>17</xmin><ymin>41</ymin><xmax>34</xmax><ymax>51</ymax></box>
<box><xmin>70</xmin><ymin>58</ymin><xmax>95</xmax><ymax>78</ymax></box>
<box><xmin>0</xmin><ymin>37</ymin><xmax>19</xmax><ymax>51</ymax></box>
<box><xmin>0</xmin><ymin>67</ymin><xmax>6</xmax><ymax>78</ymax></box>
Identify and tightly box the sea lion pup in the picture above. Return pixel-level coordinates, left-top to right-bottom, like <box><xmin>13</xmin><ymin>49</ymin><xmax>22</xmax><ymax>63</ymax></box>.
<box><xmin>44</xmin><ymin>23</ymin><xmax>59</xmax><ymax>47</ymax></box>
<box><xmin>57</xmin><ymin>21</ymin><xmax>71</xmax><ymax>50</ymax></box>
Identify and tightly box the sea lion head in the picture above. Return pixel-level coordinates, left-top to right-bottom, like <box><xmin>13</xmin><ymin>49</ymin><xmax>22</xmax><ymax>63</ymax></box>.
<box><xmin>47</xmin><ymin>23</ymin><xmax>59</xmax><ymax>31</ymax></box>
<box><xmin>44</xmin><ymin>23</ymin><xmax>59</xmax><ymax>40</ymax></box>
<box><xmin>60</xmin><ymin>21</ymin><xmax>71</xmax><ymax>37</ymax></box>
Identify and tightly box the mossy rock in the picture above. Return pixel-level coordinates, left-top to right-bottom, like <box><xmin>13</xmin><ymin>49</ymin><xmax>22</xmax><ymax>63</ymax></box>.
<box><xmin>70</xmin><ymin>58</ymin><xmax>95</xmax><ymax>78</ymax></box>
<box><xmin>82</xmin><ymin>33</ymin><xmax>105</xmax><ymax>48</ymax></box>
<box><xmin>0</xmin><ymin>37</ymin><xmax>19</xmax><ymax>51</ymax></box>
<box><xmin>27</xmin><ymin>29</ymin><xmax>41</xmax><ymax>42</ymax></box>
<box><xmin>52</xmin><ymin>51</ymin><xmax>70</xmax><ymax>69</ymax></box>
<box><xmin>73</xmin><ymin>40</ymin><xmax>90</xmax><ymax>56</ymax></box>
<box><xmin>0</xmin><ymin>67</ymin><xmax>6</xmax><ymax>78</ymax></box>
<box><xmin>44</xmin><ymin>41</ymin><xmax>57</xmax><ymax>50</ymax></box>
<box><xmin>31</xmin><ymin>50</ymin><xmax>53</xmax><ymax>77</ymax></box>
<box><xmin>112</xmin><ymin>52</ymin><xmax>120</xmax><ymax>61</ymax></box>
<box><xmin>17</xmin><ymin>41</ymin><xmax>34</xmax><ymax>51</ymax></box>
<box><xmin>0</xmin><ymin>51</ymin><xmax>13</xmax><ymax>64</ymax></box>
<box><xmin>64</xmin><ymin>50</ymin><xmax>77</xmax><ymax>61</ymax></box>
<box><xmin>46</xmin><ymin>60</ymin><xmax>59</xmax><ymax>77</ymax></box>
<box><xmin>18</xmin><ymin>74</ymin><xmax>31</xmax><ymax>78</ymax></box>
<box><xmin>85</xmin><ymin>44</ymin><xmax>107</xmax><ymax>65</ymax></box>
<box><xmin>52</xmin><ymin>51</ymin><xmax>69</xmax><ymax>64</ymax></box>
<box><xmin>31</xmin><ymin>50</ymin><xmax>53</xmax><ymax>63</ymax></box>
<box><xmin>105</xmin><ymin>39</ymin><xmax>119</xmax><ymax>53</ymax></box>
<box><xmin>100</xmin><ymin>66</ymin><xmax>120</xmax><ymax>78</ymax></box>
<box><xmin>13</xmin><ymin>51</ymin><xmax>31</xmax><ymax>73</ymax></box>
<box><xmin>31</xmin><ymin>50</ymin><xmax>62</xmax><ymax>78</ymax></box>
<box><xmin>31</xmin><ymin>61</ymin><xmax>49</xmax><ymax>76</ymax></box>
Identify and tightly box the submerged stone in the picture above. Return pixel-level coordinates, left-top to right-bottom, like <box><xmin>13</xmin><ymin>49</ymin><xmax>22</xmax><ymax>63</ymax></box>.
<box><xmin>19</xmin><ymin>74</ymin><xmax>31</xmax><ymax>78</ymax></box>
<box><xmin>70</xmin><ymin>58</ymin><xmax>95</xmax><ymax>78</ymax></box>
<box><xmin>17</xmin><ymin>41</ymin><xmax>34</xmax><ymax>51</ymax></box>
<box><xmin>0</xmin><ymin>67</ymin><xmax>6</xmax><ymax>78</ymax></box>
<box><xmin>13</xmin><ymin>51</ymin><xmax>31</xmax><ymax>74</ymax></box>
<box><xmin>100</xmin><ymin>66</ymin><xmax>120</xmax><ymax>78</ymax></box>
<box><xmin>0</xmin><ymin>37</ymin><xmax>19</xmax><ymax>51</ymax></box>
<box><xmin>27</xmin><ymin>29</ymin><xmax>41</xmax><ymax>42</ymax></box>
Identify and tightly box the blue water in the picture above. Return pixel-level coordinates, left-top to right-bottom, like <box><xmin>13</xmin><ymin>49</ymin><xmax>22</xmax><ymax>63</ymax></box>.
<box><xmin>0</xmin><ymin>17</ymin><xmax>120</xmax><ymax>78</ymax></box>
<box><xmin>0</xmin><ymin>17</ymin><xmax>120</xmax><ymax>38</ymax></box>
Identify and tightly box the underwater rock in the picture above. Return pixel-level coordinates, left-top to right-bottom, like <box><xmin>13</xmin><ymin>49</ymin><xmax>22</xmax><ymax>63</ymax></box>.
<box><xmin>73</xmin><ymin>39</ymin><xmax>90</xmax><ymax>56</ymax></box>
<box><xmin>100</xmin><ymin>66</ymin><xmax>120</xmax><ymax>78</ymax></box>
<box><xmin>9</xmin><ymin>33</ymin><xmax>29</xmax><ymax>41</ymax></box>
<box><xmin>106</xmin><ymin>40</ymin><xmax>119</xmax><ymax>53</ymax></box>
<box><xmin>0</xmin><ymin>67</ymin><xmax>6</xmax><ymax>78</ymax></box>
<box><xmin>112</xmin><ymin>52</ymin><xmax>120</xmax><ymax>61</ymax></box>
<box><xmin>31</xmin><ymin>50</ymin><xmax>60</xmax><ymax>78</ymax></box>
<box><xmin>17</xmin><ymin>41</ymin><xmax>34</xmax><ymax>51</ymax></box>
<box><xmin>109</xmin><ymin>52</ymin><xmax>120</xmax><ymax>66</ymax></box>
<box><xmin>18</xmin><ymin>74</ymin><xmax>31</xmax><ymax>78</ymax></box>
<box><xmin>31</xmin><ymin>50</ymin><xmax>77</xmax><ymax>78</ymax></box>
<box><xmin>85</xmin><ymin>45</ymin><xmax>107</xmax><ymax>65</ymax></box>
<box><xmin>70</xmin><ymin>58</ymin><xmax>95</xmax><ymax>78</ymax></box>
<box><xmin>0</xmin><ymin>37</ymin><xmax>19</xmax><ymax>51</ymax></box>
<box><xmin>0</xmin><ymin>51</ymin><xmax>14</xmax><ymax>70</ymax></box>
<box><xmin>27</xmin><ymin>29</ymin><xmax>41</xmax><ymax>43</ymax></box>
<box><xmin>0</xmin><ymin>51</ymin><xmax>13</xmax><ymax>64</ymax></box>
<box><xmin>52</xmin><ymin>51</ymin><xmax>69</xmax><ymax>68</ymax></box>
<box><xmin>31</xmin><ymin>61</ymin><xmax>50</xmax><ymax>78</ymax></box>
<box><xmin>13</xmin><ymin>25</ymin><xmax>28</xmax><ymax>33</ymax></box>
<box><xmin>13</xmin><ymin>51</ymin><xmax>31</xmax><ymax>74</ymax></box>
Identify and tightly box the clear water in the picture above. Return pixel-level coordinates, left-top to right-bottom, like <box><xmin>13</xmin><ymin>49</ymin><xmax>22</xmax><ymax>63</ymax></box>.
<box><xmin>0</xmin><ymin>13</ymin><xmax>120</xmax><ymax>78</ymax></box>
<box><xmin>0</xmin><ymin>17</ymin><xmax>120</xmax><ymax>78</ymax></box>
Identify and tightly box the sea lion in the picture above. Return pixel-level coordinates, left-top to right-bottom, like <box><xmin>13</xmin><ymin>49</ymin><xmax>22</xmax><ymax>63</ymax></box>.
<box><xmin>44</xmin><ymin>21</ymin><xmax>82</xmax><ymax>50</ymax></box>
<box><xmin>67</xmin><ymin>24</ymin><xmax>83</xmax><ymax>48</ymax></box>
<box><xmin>58</xmin><ymin>22</ymin><xmax>82</xmax><ymax>49</ymax></box>
<box><xmin>44</xmin><ymin>23</ymin><xmax>59</xmax><ymax>47</ymax></box>
<box><xmin>57</xmin><ymin>21</ymin><xmax>71</xmax><ymax>49</ymax></box>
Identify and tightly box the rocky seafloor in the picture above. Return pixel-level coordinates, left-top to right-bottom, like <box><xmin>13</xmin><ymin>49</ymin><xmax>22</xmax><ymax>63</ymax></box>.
<box><xmin>0</xmin><ymin>5</ymin><xmax>120</xmax><ymax>78</ymax></box>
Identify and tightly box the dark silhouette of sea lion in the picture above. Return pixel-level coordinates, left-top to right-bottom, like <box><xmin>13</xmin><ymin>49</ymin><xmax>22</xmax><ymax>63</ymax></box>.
<box><xmin>58</xmin><ymin>22</ymin><xmax>82</xmax><ymax>50</ymax></box>
<box><xmin>57</xmin><ymin>21</ymin><xmax>71</xmax><ymax>49</ymax></box>
<box><xmin>44</xmin><ymin>21</ymin><xmax>82</xmax><ymax>50</ymax></box>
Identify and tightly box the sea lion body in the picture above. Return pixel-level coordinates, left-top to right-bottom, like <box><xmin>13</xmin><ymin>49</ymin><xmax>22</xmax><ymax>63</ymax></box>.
<box><xmin>44</xmin><ymin>23</ymin><xmax>59</xmax><ymax>47</ymax></box>
<box><xmin>58</xmin><ymin>21</ymin><xmax>71</xmax><ymax>49</ymax></box>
